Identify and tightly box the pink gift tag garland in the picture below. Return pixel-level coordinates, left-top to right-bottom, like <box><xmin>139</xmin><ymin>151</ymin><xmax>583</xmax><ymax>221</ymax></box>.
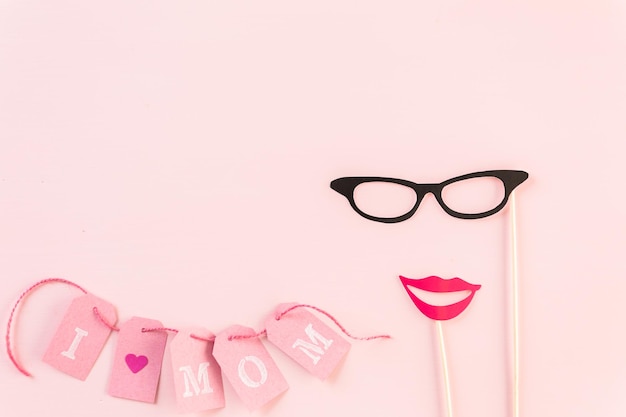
<box><xmin>213</xmin><ymin>325</ymin><xmax>290</xmax><ymax>410</ymax></box>
<box><xmin>5</xmin><ymin>278</ymin><xmax>390</xmax><ymax>412</ymax></box>
<box><xmin>265</xmin><ymin>302</ymin><xmax>352</xmax><ymax>380</ymax></box>
<box><xmin>5</xmin><ymin>278</ymin><xmax>103</xmax><ymax>377</ymax></box>
<box><xmin>42</xmin><ymin>293</ymin><xmax>117</xmax><ymax>380</ymax></box>
<box><xmin>170</xmin><ymin>327</ymin><xmax>225</xmax><ymax>413</ymax></box>
<box><xmin>108</xmin><ymin>317</ymin><xmax>168</xmax><ymax>403</ymax></box>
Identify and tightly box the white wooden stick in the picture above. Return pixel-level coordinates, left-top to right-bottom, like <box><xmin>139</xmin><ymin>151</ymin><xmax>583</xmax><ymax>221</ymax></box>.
<box><xmin>510</xmin><ymin>191</ymin><xmax>520</xmax><ymax>417</ymax></box>
<box><xmin>436</xmin><ymin>320</ymin><xmax>453</xmax><ymax>417</ymax></box>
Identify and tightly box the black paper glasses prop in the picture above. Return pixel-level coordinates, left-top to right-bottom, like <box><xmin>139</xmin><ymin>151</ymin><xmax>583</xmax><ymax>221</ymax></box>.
<box><xmin>330</xmin><ymin>170</ymin><xmax>529</xmax><ymax>223</ymax></box>
<box><xmin>330</xmin><ymin>169</ymin><xmax>529</xmax><ymax>417</ymax></box>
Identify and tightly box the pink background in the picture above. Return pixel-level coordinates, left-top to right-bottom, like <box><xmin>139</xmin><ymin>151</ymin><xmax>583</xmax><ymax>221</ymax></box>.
<box><xmin>1</xmin><ymin>1</ymin><xmax>625</xmax><ymax>416</ymax></box>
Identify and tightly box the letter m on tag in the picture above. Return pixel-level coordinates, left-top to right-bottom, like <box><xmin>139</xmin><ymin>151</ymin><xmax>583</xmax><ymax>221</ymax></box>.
<box><xmin>266</xmin><ymin>305</ymin><xmax>351</xmax><ymax>380</ymax></box>
<box><xmin>179</xmin><ymin>363</ymin><xmax>214</xmax><ymax>397</ymax></box>
<box><xmin>291</xmin><ymin>324</ymin><xmax>334</xmax><ymax>365</ymax></box>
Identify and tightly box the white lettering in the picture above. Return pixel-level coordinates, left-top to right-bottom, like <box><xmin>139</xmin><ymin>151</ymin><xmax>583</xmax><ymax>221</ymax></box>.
<box><xmin>237</xmin><ymin>356</ymin><xmax>268</xmax><ymax>388</ymax></box>
<box><xmin>61</xmin><ymin>327</ymin><xmax>88</xmax><ymax>360</ymax></box>
<box><xmin>179</xmin><ymin>363</ymin><xmax>214</xmax><ymax>397</ymax></box>
<box><xmin>291</xmin><ymin>323</ymin><xmax>334</xmax><ymax>365</ymax></box>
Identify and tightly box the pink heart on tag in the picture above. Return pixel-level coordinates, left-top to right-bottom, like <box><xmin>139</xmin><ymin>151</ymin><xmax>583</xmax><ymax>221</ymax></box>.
<box><xmin>125</xmin><ymin>354</ymin><xmax>149</xmax><ymax>373</ymax></box>
<box><xmin>109</xmin><ymin>318</ymin><xmax>167</xmax><ymax>403</ymax></box>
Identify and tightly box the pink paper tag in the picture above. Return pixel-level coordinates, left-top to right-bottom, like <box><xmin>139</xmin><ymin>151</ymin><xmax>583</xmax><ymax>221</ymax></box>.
<box><xmin>213</xmin><ymin>325</ymin><xmax>289</xmax><ymax>410</ymax></box>
<box><xmin>42</xmin><ymin>293</ymin><xmax>117</xmax><ymax>380</ymax></box>
<box><xmin>265</xmin><ymin>303</ymin><xmax>351</xmax><ymax>380</ymax></box>
<box><xmin>170</xmin><ymin>327</ymin><xmax>225</xmax><ymax>413</ymax></box>
<box><xmin>107</xmin><ymin>317</ymin><xmax>168</xmax><ymax>403</ymax></box>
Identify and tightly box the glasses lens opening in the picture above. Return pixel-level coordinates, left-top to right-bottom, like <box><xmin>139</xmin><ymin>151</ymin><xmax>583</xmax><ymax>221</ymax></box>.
<box><xmin>353</xmin><ymin>181</ymin><xmax>417</xmax><ymax>219</ymax></box>
<box><xmin>441</xmin><ymin>176</ymin><xmax>505</xmax><ymax>215</ymax></box>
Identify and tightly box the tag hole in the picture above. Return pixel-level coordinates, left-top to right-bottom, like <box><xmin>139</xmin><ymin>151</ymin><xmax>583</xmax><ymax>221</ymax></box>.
<box><xmin>141</xmin><ymin>328</ymin><xmax>146</xmax><ymax>333</ymax></box>
<box><xmin>227</xmin><ymin>335</ymin><xmax>233</xmax><ymax>341</ymax></box>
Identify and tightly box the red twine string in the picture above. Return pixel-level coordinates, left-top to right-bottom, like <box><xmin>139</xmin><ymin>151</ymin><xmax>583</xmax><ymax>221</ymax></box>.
<box><xmin>92</xmin><ymin>307</ymin><xmax>119</xmax><ymax>332</ymax></box>
<box><xmin>141</xmin><ymin>327</ymin><xmax>179</xmax><ymax>334</ymax></box>
<box><xmin>228</xmin><ymin>329</ymin><xmax>267</xmax><ymax>341</ymax></box>
<box><xmin>275</xmin><ymin>304</ymin><xmax>392</xmax><ymax>341</ymax></box>
<box><xmin>141</xmin><ymin>327</ymin><xmax>216</xmax><ymax>342</ymax></box>
<box><xmin>224</xmin><ymin>304</ymin><xmax>392</xmax><ymax>341</ymax></box>
<box><xmin>5</xmin><ymin>278</ymin><xmax>88</xmax><ymax>377</ymax></box>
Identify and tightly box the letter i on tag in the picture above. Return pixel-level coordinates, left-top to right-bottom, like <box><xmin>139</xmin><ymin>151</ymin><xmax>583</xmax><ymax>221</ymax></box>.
<box><xmin>170</xmin><ymin>328</ymin><xmax>225</xmax><ymax>413</ymax></box>
<box><xmin>265</xmin><ymin>303</ymin><xmax>351</xmax><ymax>380</ymax></box>
<box><xmin>213</xmin><ymin>325</ymin><xmax>288</xmax><ymax>410</ymax></box>
<box><xmin>107</xmin><ymin>317</ymin><xmax>168</xmax><ymax>403</ymax></box>
<box><xmin>42</xmin><ymin>294</ymin><xmax>117</xmax><ymax>380</ymax></box>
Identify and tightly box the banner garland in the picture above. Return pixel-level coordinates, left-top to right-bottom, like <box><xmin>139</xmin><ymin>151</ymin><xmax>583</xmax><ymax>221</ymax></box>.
<box><xmin>5</xmin><ymin>278</ymin><xmax>390</xmax><ymax>412</ymax></box>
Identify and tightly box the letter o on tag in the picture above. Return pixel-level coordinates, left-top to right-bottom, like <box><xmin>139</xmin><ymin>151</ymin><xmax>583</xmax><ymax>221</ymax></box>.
<box><xmin>237</xmin><ymin>356</ymin><xmax>268</xmax><ymax>388</ymax></box>
<box><xmin>213</xmin><ymin>325</ymin><xmax>289</xmax><ymax>410</ymax></box>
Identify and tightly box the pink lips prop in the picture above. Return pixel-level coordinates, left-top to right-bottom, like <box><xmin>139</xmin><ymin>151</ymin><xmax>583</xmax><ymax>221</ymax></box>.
<box><xmin>399</xmin><ymin>275</ymin><xmax>481</xmax><ymax>321</ymax></box>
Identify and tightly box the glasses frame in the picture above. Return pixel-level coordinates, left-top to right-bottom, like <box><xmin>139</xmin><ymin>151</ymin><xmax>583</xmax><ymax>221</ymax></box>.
<box><xmin>330</xmin><ymin>170</ymin><xmax>529</xmax><ymax>223</ymax></box>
